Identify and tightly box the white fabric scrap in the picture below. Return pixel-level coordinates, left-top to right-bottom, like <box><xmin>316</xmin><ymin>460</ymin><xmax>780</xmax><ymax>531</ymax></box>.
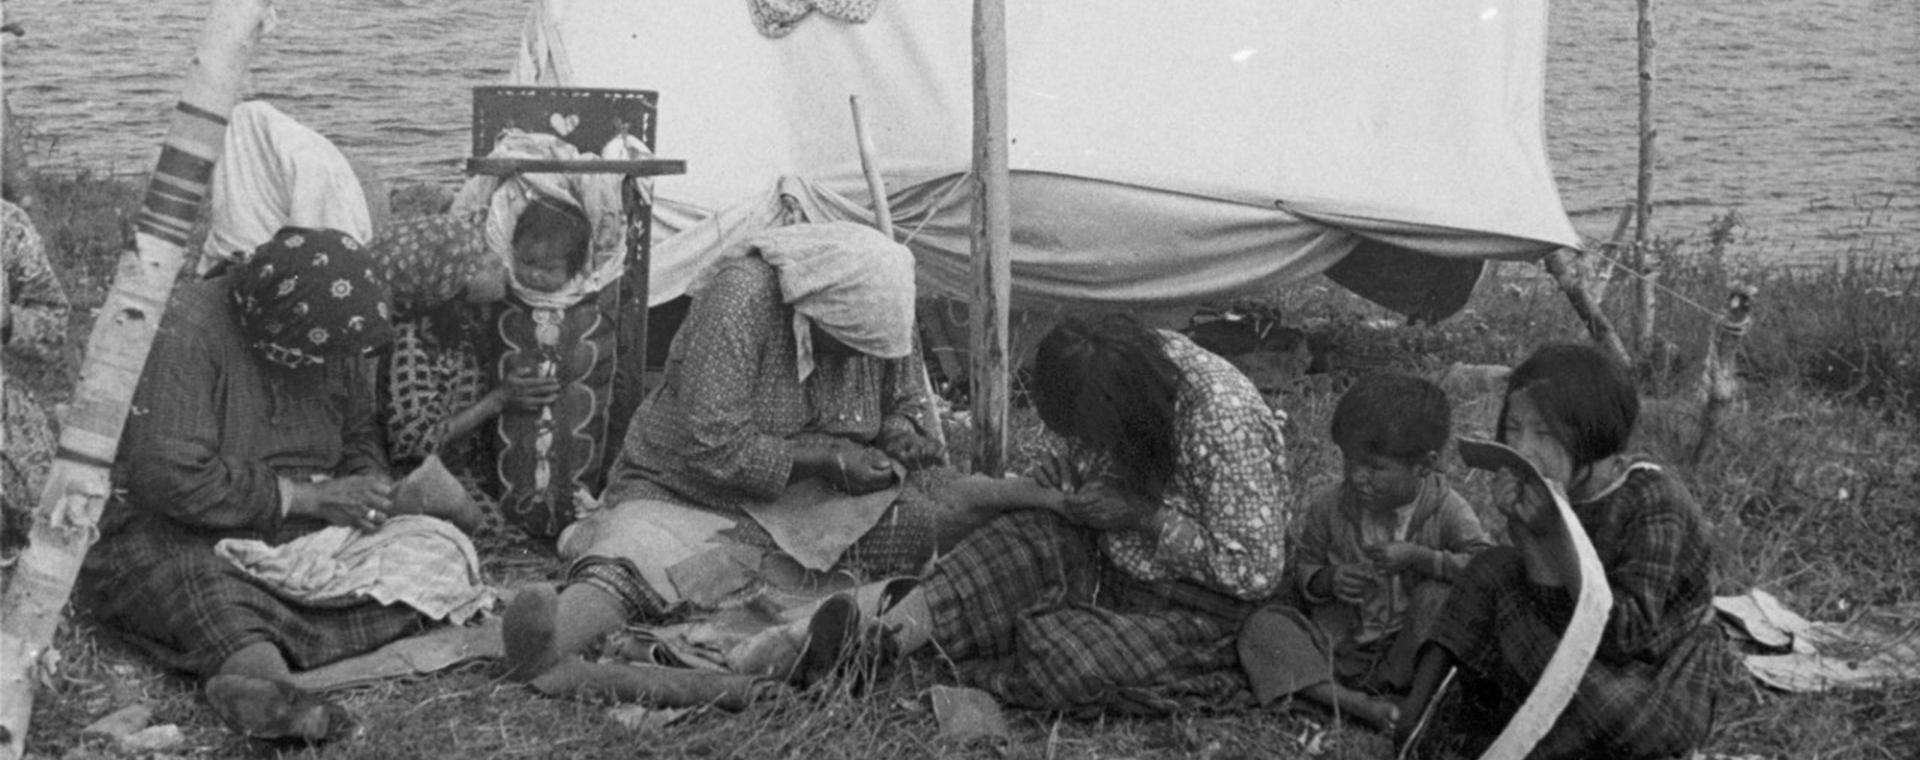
<box><xmin>216</xmin><ymin>515</ymin><xmax>495</xmax><ymax>624</ymax></box>
<box><xmin>1715</xmin><ymin>588</ymin><xmax>1920</xmax><ymax>692</ymax></box>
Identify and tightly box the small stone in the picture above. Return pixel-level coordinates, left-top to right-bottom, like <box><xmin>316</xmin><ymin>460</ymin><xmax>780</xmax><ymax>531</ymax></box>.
<box><xmin>79</xmin><ymin>704</ymin><xmax>152</xmax><ymax>741</ymax></box>
<box><xmin>119</xmin><ymin>724</ymin><xmax>186</xmax><ymax>752</ymax></box>
<box><xmin>606</xmin><ymin>705</ymin><xmax>687</xmax><ymax>732</ymax></box>
<box><xmin>929</xmin><ymin>685</ymin><xmax>1009</xmax><ymax>742</ymax></box>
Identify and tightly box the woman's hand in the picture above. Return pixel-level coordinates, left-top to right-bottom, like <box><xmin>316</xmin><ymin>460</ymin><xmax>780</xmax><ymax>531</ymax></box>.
<box><xmin>288</xmin><ymin>474</ymin><xmax>394</xmax><ymax>532</ymax></box>
<box><xmin>833</xmin><ymin>446</ymin><xmax>899</xmax><ymax>496</ymax></box>
<box><xmin>1061</xmin><ymin>481</ymin><xmax>1157</xmax><ymax>532</ymax></box>
<box><xmin>1031</xmin><ymin>449</ymin><xmax>1081</xmax><ymax>492</ymax></box>
<box><xmin>876</xmin><ymin>427</ymin><xmax>945</xmax><ymax>470</ymax></box>
<box><xmin>499</xmin><ymin>364</ymin><xmax>562</xmax><ymax>411</ymax></box>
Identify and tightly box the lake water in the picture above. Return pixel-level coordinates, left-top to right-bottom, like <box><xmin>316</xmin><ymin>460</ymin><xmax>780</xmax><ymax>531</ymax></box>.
<box><xmin>5</xmin><ymin>0</ymin><xmax>1915</xmax><ymax>265</ymax></box>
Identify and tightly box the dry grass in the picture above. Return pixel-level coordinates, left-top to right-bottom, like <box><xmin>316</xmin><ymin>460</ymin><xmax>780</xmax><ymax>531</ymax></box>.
<box><xmin>12</xmin><ymin>172</ymin><xmax>1919</xmax><ymax>759</ymax></box>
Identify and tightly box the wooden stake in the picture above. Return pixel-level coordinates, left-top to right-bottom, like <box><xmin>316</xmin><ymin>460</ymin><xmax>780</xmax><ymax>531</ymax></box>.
<box><xmin>1632</xmin><ymin>0</ymin><xmax>1659</xmax><ymax>357</ymax></box>
<box><xmin>968</xmin><ymin>0</ymin><xmax>1011</xmax><ymax>476</ymax></box>
<box><xmin>0</xmin><ymin>2</ymin><xmax>273</xmax><ymax>756</ymax></box>
<box><xmin>1543</xmin><ymin>248</ymin><xmax>1632</xmax><ymax>370</ymax></box>
<box><xmin>1587</xmin><ymin>203</ymin><xmax>1636</xmax><ymax>307</ymax></box>
<box><xmin>850</xmin><ymin>95</ymin><xmax>948</xmax><ymax>464</ymax></box>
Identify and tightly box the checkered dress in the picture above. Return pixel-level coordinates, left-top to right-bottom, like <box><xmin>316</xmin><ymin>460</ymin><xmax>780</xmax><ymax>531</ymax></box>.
<box><xmin>1426</xmin><ymin>464</ymin><xmax>1725</xmax><ymax>760</ymax></box>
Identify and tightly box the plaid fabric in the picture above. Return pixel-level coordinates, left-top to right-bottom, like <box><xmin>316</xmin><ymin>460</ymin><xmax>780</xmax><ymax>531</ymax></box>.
<box><xmin>1430</xmin><ymin>510</ymin><xmax>1724</xmax><ymax>760</ymax></box>
<box><xmin>82</xmin><ymin>519</ymin><xmax>426</xmax><ymax>676</ymax></box>
<box><xmin>926</xmin><ymin>510</ymin><xmax>1257</xmax><ymax>715</ymax></box>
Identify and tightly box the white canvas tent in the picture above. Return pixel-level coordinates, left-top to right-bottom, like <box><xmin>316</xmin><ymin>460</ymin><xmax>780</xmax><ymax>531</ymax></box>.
<box><xmin>510</xmin><ymin>0</ymin><xmax>1579</xmax><ymax>321</ymax></box>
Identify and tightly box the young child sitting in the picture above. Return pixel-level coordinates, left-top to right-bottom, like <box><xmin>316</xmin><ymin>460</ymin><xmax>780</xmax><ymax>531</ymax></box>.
<box><xmin>1394</xmin><ymin>343</ymin><xmax>1723</xmax><ymax>760</ymax></box>
<box><xmin>1240</xmin><ymin>372</ymin><xmax>1492</xmax><ymax>731</ymax></box>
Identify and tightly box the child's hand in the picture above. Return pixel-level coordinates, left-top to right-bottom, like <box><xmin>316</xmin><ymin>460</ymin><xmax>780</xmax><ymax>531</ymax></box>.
<box><xmin>1328</xmin><ymin>563</ymin><xmax>1378</xmax><ymax>605</ymax></box>
<box><xmin>1365</xmin><ymin>541</ymin><xmax>1427</xmax><ymax>577</ymax></box>
<box><xmin>500</xmin><ymin>365</ymin><xmax>562</xmax><ymax>411</ymax></box>
<box><xmin>1492</xmin><ymin>470</ymin><xmax>1557</xmax><ymax>537</ymax></box>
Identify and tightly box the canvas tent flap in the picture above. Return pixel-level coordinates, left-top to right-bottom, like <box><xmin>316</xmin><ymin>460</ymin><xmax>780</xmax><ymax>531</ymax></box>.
<box><xmin>513</xmin><ymin>0</ymin><xmax>1577</xmax><ymax>317</ymax></box>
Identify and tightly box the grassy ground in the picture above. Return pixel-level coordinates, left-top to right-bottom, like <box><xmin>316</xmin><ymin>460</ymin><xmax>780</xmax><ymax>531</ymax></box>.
<box><xmin>10</xmin><ymin>171</ymin><xmax>1918</xmax><ymax>759</ymax></box>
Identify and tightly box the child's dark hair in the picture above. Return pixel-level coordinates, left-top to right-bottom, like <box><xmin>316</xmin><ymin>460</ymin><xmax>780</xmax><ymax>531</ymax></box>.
<box><xmin>1330</xmin><ymin>372</ymin><xmax>1452</xmax><ymax>464</ymax></box>
<box><xmin>1030</xmin><ymin>314</ymin><xmax>1182</xmax><ymax>497</ymax></box>
<box><xmin>512</xmin><ymin>195</ymin><xmax>592</xmax><ymax>275</ymax></box>
<box><xmin>1498</xmin><ymin>342</ymin><xmax>1639</xmax><ymax>470</ymax></box>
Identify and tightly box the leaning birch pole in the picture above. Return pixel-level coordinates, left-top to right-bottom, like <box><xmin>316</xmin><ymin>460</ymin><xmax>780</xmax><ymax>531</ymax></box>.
<box><xmin>850</xmin><ymin>95</ymin><xmax>949</xmax><ymax>464</ymax></box>
<box><xmin>1631</xmin><ymin>0</ymin><xmax>1658</xmax><ymax>357</ymax></box>
<box><xmin>0</xmin><ymin>2</ymin><xmax>274</xmax><ymax>755</ymax></box>
<box><xmin>968</xmin><ymin>0</ymin><xmax>1012</xmax><ymax>476</ymax></box>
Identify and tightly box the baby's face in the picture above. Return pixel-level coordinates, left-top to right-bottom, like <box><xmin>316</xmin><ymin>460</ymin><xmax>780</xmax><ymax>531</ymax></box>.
<box><xmin>1342</xmin><ymin>449</ymin><xmax>1424</xmax><ymax>513</ymax></box>
<box><xmin>512</xmin><ymin>234</ymin><xmax>575</xmax><ymax>293</ymax></box>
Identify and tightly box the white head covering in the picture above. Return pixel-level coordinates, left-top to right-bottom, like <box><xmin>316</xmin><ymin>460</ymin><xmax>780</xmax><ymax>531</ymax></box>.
<box><xmin>744</xmin><ymin>221</ymin><xmax>915</xmax><ymax>381</ymax></box>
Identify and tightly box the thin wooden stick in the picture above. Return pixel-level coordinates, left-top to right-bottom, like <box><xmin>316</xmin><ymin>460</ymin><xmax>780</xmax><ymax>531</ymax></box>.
<box><xmin>1587</xmin><ymin>203</ymin><xmax>1636</xmax><ymax>307</ymax></box>
<box><xmin>1543</xmin><ymin>248</ymin><xmax>1632</xmax><ymax>369</ymax></box>
<box><xmin>1632</xmin><ymin>0</ymin><xmax>1659</xmax><ymax>358</ymax></box>
<box><xmin>850</xmin><ymin>95</ymin><xmax>948</xmax><ymax>464</ymax></box>
<box><xmin>968</xmin><ymin>0</ymin><xmax>1012</xmax><ymax>476</ymax></box>
<box><xmin>0</xmin><ymin>2</ymin><xmax>274</xmax><ymax>756</ymax></box>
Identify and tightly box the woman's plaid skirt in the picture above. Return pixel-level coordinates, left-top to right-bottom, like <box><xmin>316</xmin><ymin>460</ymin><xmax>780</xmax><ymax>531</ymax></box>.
<box><xmin>81</xmin><ymin>516</ymin><xmax>426</xmax><ymax>677</ymax></box>
<box><xmin>924</xmin><ymin>510</ymin><xmax>1259</xmax><ymax>715</ymax></box>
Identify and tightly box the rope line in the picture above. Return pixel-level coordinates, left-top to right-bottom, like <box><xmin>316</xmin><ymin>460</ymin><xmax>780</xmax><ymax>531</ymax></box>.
<box><xmin>900</xmin><ymin>170</ymin><xmax>972</xmax><ymax>247</ymax></box>
<box><xmin>1577</xmin><ymin>246</ymin><xmax>1728</xmax><ymax>322</ymax></box>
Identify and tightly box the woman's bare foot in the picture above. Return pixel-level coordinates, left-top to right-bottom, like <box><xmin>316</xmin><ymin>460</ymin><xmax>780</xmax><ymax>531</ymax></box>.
<box><xmin>501</xmin><ymin>583</ymin><xmax>563</xmax><ymax>682</ymax></box>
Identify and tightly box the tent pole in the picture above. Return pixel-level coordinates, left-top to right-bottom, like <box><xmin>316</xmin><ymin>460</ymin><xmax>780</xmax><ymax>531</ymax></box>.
<box><xmin>1632</xmin><ymin>0</ymin><xmax>1659</xmax><ymax>358</ymax></box>
<box><xmin>0</xmin><ymin>2</ymin><xmax>274</xmax><ymax>756</ymax></box>
<box><xmin>851</xmin><ymin>95</ymin><xmax>948</xmax><ymax>464</ymax></box>
<box><xmin>968</xmin><ymin>0</ymin><xmax>1011</xmax><ymax>476</ymax></box>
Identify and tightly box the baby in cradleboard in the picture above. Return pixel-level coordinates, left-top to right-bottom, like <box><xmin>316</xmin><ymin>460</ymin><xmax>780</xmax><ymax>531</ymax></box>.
<box><xmin>1239</xmin><ymin>372</ymin><xmax>1493</xmax><ymax>732</ymax></box>
<box><xmin>1394</xmin><ymin>343</ymin><xmax>1724</xmax><ymax>760</ymax></box>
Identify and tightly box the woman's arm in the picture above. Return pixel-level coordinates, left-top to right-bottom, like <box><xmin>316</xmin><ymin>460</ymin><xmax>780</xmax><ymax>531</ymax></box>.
<box><xmin>676</xmin><ymin>263</ymin><xmax>806</xmax><ymax>499</ymax></box>
<box><xmin>119</xmin><ymin>310</ymin><xmax>286</xmax><ymax>532</ymax></box>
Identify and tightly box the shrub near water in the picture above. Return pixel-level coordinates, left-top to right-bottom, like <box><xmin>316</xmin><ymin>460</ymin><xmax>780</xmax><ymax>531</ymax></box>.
<box><xmin>15</xmin><ymin>172</ymin><xmax>1919</xmax><ymax>758</ymax></box>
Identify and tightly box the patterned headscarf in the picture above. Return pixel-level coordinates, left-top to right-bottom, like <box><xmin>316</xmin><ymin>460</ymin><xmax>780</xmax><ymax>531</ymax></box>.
<box><xmin>230</xmin><ymin>227</ymin><xmax>394</xmax><ymax>369</ymax></box>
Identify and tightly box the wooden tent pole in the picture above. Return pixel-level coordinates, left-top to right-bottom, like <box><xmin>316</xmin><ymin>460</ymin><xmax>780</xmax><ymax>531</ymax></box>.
<box><xmin>0</xmin><ymin>2</ymin><xmax>274</xmax><ymax>756</ymax></box>
<box><xmin>1632</xmin><ymin>0</ymin><xmax>1659</xmax><ymax>356</ymax></box>
<box><xmin>968</xmin><ymin>0</ymin><xmax>1011</xmax><ymax>476</ymax></box>
<box><xmin>850</xmin><ymin>95</ymin><xmax>948</xmax><ymax>464</ymax></box>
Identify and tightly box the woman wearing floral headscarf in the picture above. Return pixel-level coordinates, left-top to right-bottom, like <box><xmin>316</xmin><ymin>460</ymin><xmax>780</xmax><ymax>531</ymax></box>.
<box><xmin>81</xmin><ymin>228</ymin><xmax>416</xmax><ymax>744</ymax></box>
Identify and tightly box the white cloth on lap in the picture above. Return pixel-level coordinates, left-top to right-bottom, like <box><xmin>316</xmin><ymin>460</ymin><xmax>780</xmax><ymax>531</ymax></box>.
<box><xmin>215</xmin><ymin>515</ymin><xmax>495</xmax><ymax>624</ymax></box>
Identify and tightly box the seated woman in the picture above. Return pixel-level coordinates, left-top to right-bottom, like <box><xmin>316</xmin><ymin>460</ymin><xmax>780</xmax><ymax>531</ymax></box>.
<box><xmin>2</xmin><ymin>199</ymin><xmax>70</xmax><ymax>560</ymax></box>
<box><xmin>81</xmin><ymin>229</ymin><xmax>418</xmax><ymax>744</ymax></box>
<box><xmin>733</xmin><ymin>313</ymin><xmax>1293</xmax><ymax>714</ymax></box>
<box><xmin>500</xmin><ymin>222</ymin><xmax>1065</xmax><ymax>702</ymax></box>
<box><xmin>374</xmin><ymin>197</ymin><xmax>583</xmax><ymax>536</ymax></box>
<box><xmin>205</xmin><ymin>101</ymin><xmax>610</xmax><ymax>538</ymax></box>
<box><xmin>1394</xmin><ymin>343</ymin><xmax>1723</xmax><ymax>759</ymax></box>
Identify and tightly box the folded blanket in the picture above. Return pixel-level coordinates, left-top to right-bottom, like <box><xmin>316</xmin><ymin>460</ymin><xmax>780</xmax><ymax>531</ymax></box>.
<box><xmin>215</xmin><ymin>515</ymin><xmax>495</xmax><ymax>624</ymax></box>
